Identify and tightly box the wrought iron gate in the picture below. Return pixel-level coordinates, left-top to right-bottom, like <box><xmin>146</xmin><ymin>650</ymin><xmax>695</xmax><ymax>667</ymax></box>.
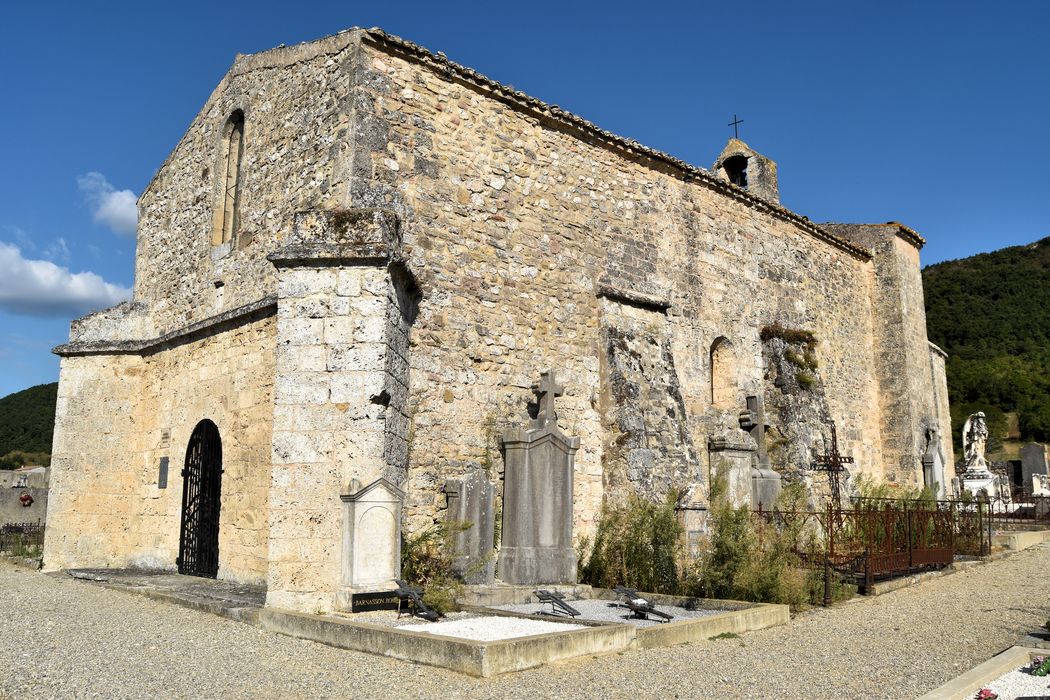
<box><xmin>177</xmin><ymin>420</ymin><xmax>222</xmax><ymax>577</ymax></box>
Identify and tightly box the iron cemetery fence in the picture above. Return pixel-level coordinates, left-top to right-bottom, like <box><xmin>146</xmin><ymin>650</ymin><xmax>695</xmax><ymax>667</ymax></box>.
<box><xmin>754</xmin><ymin>497</ymin><xmax>993</xmax><ymax>599</ymax></box>
<box><xmin>0</xmin><ymin>520</ymin><xmax>45</xmax><ymax>556</ymax></box>
<box><xmin>984</xmin><ymin>494</ymin><xmax>1050</xmax><ymax>529</ymax></box>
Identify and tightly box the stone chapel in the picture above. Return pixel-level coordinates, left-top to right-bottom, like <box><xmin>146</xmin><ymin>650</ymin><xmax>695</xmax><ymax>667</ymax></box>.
<box><xmin>43</xmin><ymin>28</ymin><xmax>954</xmax><ymax>612</ymax></box>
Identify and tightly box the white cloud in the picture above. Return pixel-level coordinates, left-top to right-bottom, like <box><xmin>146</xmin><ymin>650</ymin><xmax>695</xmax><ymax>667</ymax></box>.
<box><xmin>0</xmin><ymin>242</ymin><xmax>131</xmax><ymax>318</ymax></box>
<box><xmin>77</xmin><ymin>172</ymin><xmax>138</xmax><ymax>236</ymax></box>
<box><xmin>43</xmin><ymin>237</ymin><xmax>71</xmax><ymax>263</ymax></box>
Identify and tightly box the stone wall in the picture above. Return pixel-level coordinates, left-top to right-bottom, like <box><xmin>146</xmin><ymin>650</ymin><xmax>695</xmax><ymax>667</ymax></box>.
<box><xmin>44</xmin><ymin>314</ymin><xmax>275</xmax><ymax>584</ymax></box>
<box><xmin>824</xmin><ymin>224</ymin><xmax>956</xmax><ymax>486</ymax></box>
<box><xmin>350</xmin><ymin>33</ymin><xmax>889</xmax><ymax>537</ymax></box>
<box><xmin>266</xmin><ymin>208</ymin><xmax>416</xmax><ymax>611</ymax></box>
<box><xmin>133</xmin><ymin>33</ymin><xmax>359</xmax><ymax>335</ymax></box>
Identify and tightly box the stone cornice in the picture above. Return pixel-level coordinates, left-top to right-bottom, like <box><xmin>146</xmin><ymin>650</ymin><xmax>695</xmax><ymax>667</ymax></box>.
<box><xmin>708</xmin><ymin>437</ymin><xmax>755</xmax><ymax>453</ymax></box>
<box><xmin>887</xmin><ymin>221</ymin><xmax>927</xmax><ymax>249</ymax></box>
<box><xmin>53</xmin><ymin>296</ymin><xmax>277</xmax><ymax>357</ymax></box>
<box><xmin>268</xmin><ymin>209</ymin><xmax>401</xmax><ymax>268</ymax></box>
<box><xmin>360</xmin><ymin>28</ymin><xmax>872</xmax><ymax>263</ymax></box>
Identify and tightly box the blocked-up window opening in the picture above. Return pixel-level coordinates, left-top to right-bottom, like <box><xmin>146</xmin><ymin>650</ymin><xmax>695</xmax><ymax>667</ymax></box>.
<box><xmin>711</xmin><ymin>336</ymin><xmax>735</xmax><ymax>408</ymax></box>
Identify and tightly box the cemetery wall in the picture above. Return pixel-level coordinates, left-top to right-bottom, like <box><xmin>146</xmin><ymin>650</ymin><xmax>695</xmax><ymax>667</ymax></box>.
<box><xmin>43</xmin><ymin>315</ymin><xmax>275</xmax><ymax>584</ymax></box>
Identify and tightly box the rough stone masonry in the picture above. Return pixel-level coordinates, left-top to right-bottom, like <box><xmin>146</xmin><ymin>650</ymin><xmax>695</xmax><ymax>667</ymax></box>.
<box><xmin>43</xmin><ymin>27</ymin><xmax>954</xmax><ymax>612</ymax></box>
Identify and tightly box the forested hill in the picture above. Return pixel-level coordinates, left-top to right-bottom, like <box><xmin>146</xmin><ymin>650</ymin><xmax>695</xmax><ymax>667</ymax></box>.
<box><xmin>923</xmin><ymin>236</ymin><xmax>1050</xmax><ymax>443</ymax></box>
<box><xmin>0</xmin><ymin>382</ymin><xmax>58</xmax><ymax>462</ymax></box>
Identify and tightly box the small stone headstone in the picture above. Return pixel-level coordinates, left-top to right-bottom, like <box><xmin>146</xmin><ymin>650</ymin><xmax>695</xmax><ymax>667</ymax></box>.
<box><xmin>444</xmin><ymin>468</ymin><xmax>496</xmax><ymax>584</ymax></box>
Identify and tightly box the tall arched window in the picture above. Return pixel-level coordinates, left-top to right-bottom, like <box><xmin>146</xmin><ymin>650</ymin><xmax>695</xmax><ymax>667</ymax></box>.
<box><xmin>211</xmin><ymin>110</ymin><xmax>245</xmax><ymax>246</ymax></box>
<box><xmin>710</xmin><ymin>336</ymin><xmax>735</xmax><ymax>408</ymax></box>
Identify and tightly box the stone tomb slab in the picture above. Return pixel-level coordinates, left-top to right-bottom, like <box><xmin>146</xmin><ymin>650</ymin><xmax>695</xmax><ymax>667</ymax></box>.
<box><xmin>476</xmin><ymin>587</ymin><xmax>790</xmax><ymax>650</ymax></box>
<box><xmin>257</xmin><ymin>606</ymin><xmax>633</xmax><ymax>678</ymax></box>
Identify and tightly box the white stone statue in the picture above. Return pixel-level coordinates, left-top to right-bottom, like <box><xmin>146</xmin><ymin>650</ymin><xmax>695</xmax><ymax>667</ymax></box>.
<box><xmin>959</xmin><ymin>411</ymin><xmax>1010</xmax><ymax>503</ymax></box>
<box><xmin>962</xmin><ymin>411</ymin><xmax>989</xmax><ymax>474</ymax></box>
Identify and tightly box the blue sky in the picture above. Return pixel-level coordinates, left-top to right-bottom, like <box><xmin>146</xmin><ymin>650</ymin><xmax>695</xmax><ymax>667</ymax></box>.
<box><xmin>1</xmin><ymin>0</ymin><xmax>1047</xmax><ymax>397</ymax></box>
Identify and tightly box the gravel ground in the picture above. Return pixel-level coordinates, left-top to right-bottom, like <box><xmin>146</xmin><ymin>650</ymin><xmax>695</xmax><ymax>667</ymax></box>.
<box><xmin>2</xmin><ymin>545</ymin><xmax>1049</xmax><ymax>700</ymax></box>
<box><xmin>494</xmin><ymin>599</ymin><xmax>718</xmax><ymax>627</ymax></box>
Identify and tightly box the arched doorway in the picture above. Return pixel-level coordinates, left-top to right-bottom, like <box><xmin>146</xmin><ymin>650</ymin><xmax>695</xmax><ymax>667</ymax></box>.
<box><xmin>177</xmin><ymin>419</ymin><xmax>223</xmax><ymax>578</ymax></box>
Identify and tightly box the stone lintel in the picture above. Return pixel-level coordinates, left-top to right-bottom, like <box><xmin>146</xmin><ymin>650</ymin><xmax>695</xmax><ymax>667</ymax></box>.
<box><xmin>595</xmin><ymin>283</ymin><xmax>671</xmax><ymax>312</ymax></box>
<box><xmin>708</xmin><ymin>437</ymin><xmax>755</xmax><ymax>453</ymax></box>
<box><xmin>268</xmin><ymin>208</ymin><xmax>401</xmax><ymax>268</ymax></box>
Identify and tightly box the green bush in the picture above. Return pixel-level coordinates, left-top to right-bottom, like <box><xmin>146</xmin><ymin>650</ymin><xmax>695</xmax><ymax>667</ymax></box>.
<box><xmin>581</xmin><ymin>491</ymin><xmax>683</xmax><ymax>594</ymax></box>
<box><xmin>690</xmin><ymin>480</ymin><xmax>841</xmax><ymax>609</ymax></box>
<box><xmin>400</xmin><ymin>520</ymin><xmax>470</xmax><ymax>613</ymax></box>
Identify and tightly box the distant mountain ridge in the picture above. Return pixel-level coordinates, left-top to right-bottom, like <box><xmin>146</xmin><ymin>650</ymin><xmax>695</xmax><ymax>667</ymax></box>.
<box><xmin>923</xmin><ymin>236</ymin><xmax>1050</xmax><ymax>444</ymax></box>
<box><xmin>0</xmin><ymin>382</ymin><xmax>58</xmax><ymax>465</ymax></box>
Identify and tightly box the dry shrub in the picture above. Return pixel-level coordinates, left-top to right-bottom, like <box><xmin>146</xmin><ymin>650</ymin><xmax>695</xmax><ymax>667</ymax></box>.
<box><xmin>581</xmin><ymin>491</ymin><xmax>683</xmax><ymax>594</ymax></box>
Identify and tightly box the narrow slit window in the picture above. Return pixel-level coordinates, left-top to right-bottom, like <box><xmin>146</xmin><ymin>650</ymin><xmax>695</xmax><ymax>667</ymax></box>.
<box><xmin>212</xmin><ymin>111</ymin><xmax>245</xmax><ymax>246</ymax></box>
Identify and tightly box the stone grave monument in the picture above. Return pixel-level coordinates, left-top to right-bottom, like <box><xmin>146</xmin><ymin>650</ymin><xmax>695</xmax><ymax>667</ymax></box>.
<box><xmin>922</xmin><ymin>426</ymin><xmax>947</xmax><ymax>499</ymax></box>
<box><xmin>743</xmin><ymin>395</ymin><xmax>782</xmax><ymax>508</ymax></box>
<box><xmin>498</xmin><ymin>370</ymin><xmax>580</xmax><ymax>585</ymax></box>
<box><xmin>958</xmin><ymin>412</ymin><xmax>1008</xmax><ymax>501</ymax></box>
<box><xmin>338</xmin><ymin>477</ymin><xmax>404</xmax><ymax>608</ymax></box>
<box><xmin>444</xmin><ymin>468</ymin><xmax>497</xmax><ymax>584</ymax></box>
<box><xmin>1021</xmin><ymin>443</ymin><xmax>1049</xmax><ymax>496</ymax></box>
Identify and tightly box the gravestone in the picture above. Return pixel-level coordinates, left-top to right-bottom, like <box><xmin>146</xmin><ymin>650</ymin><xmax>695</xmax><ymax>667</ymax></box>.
<box><xmin>498</xmin><ymin>370</ymin><xmax>580</xmax><ymax>585</ymax></box>
<box><xmin>676</xmin><ymin>483</ymin><xmax>708</xmax><ymax>556</ymax></box>
<box><xmin>444</xmin><ymin>468</ymin><xmax>497</xmax><ymax>584</ymax></box>
<box><xmin>708</xmin><ymin>437</ymin><xmax>754</xmax><ymax>508</ymax></box>
<box><xmin>743</xmin><ymin>395</ymin><xmax>782</xmax><ymax>508</ymax></box>
<box><xmin>922</xmin><ymin>426</ymin><xmax>947</xmax><ymax>499</ymax></box>
<box><xmin>338</xmin><ymin>477</ymin><xmax>404</xmax><ymax>608</ymax></box>
<box><xmin>1021</xmin><ymin>443</ymin><xmax>1049</xmax><ymax>494</ymax></box>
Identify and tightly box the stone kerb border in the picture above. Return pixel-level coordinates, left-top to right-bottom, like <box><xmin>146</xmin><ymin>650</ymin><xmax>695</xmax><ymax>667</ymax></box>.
<box><xmin>463</xmin><ymin>585</ymin><xmax>789</xmax><ymax>652</ymax></box>
<box><xmin>917</xmin><ymin>646</ymin><xmax>1046</xmax><ymax>700</ymax></box>
<box><xmin>257</xmin><ymin>607</ymin><xmax>634</xmax><ymax>678</ymax></box>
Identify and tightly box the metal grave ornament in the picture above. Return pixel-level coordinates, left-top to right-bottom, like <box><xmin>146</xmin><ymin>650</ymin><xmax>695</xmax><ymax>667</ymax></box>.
<box><xmin>808</xmin><ymin>421</ymin><xmax>854</xmax><ymax>509</ymax></box>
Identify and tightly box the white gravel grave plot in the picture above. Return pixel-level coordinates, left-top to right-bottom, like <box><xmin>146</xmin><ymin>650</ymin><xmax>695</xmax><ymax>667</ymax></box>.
<box><xmin>405</xmin><ymin>616</ymin><xmax>584</xmax><ymax>641</ymax></box>
<box><xmin>334</xmin><ymin>610</ymin><xmax>481</xmax><ymax>628</ymax></box>
<box><xmin>494</xmin><ymin>598</ymin><xmax>721</xmax><ymax>627</ymax></box>
<box><xmin>963</xmin><ymin>662</ymin><xmax>1050</xmax><ymax>700</ymax></box>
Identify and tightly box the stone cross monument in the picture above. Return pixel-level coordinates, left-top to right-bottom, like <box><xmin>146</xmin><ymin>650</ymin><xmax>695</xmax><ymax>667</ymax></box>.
<box><xmin>498</xmin><ymin>369</ymin><xmax>580</xmax><ymax>585</ymax></box>
<box><xmin>743</xmin><ymin>395</ymin><xmax>782</xmax><ymax>508</ymax></box>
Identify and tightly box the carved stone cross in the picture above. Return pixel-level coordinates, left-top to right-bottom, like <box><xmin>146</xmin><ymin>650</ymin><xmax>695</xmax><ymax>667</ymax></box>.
<box><xmin>534</xmin><ymin>370</ymin><xmax>564</xmax><ymax>430</ymax></box>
